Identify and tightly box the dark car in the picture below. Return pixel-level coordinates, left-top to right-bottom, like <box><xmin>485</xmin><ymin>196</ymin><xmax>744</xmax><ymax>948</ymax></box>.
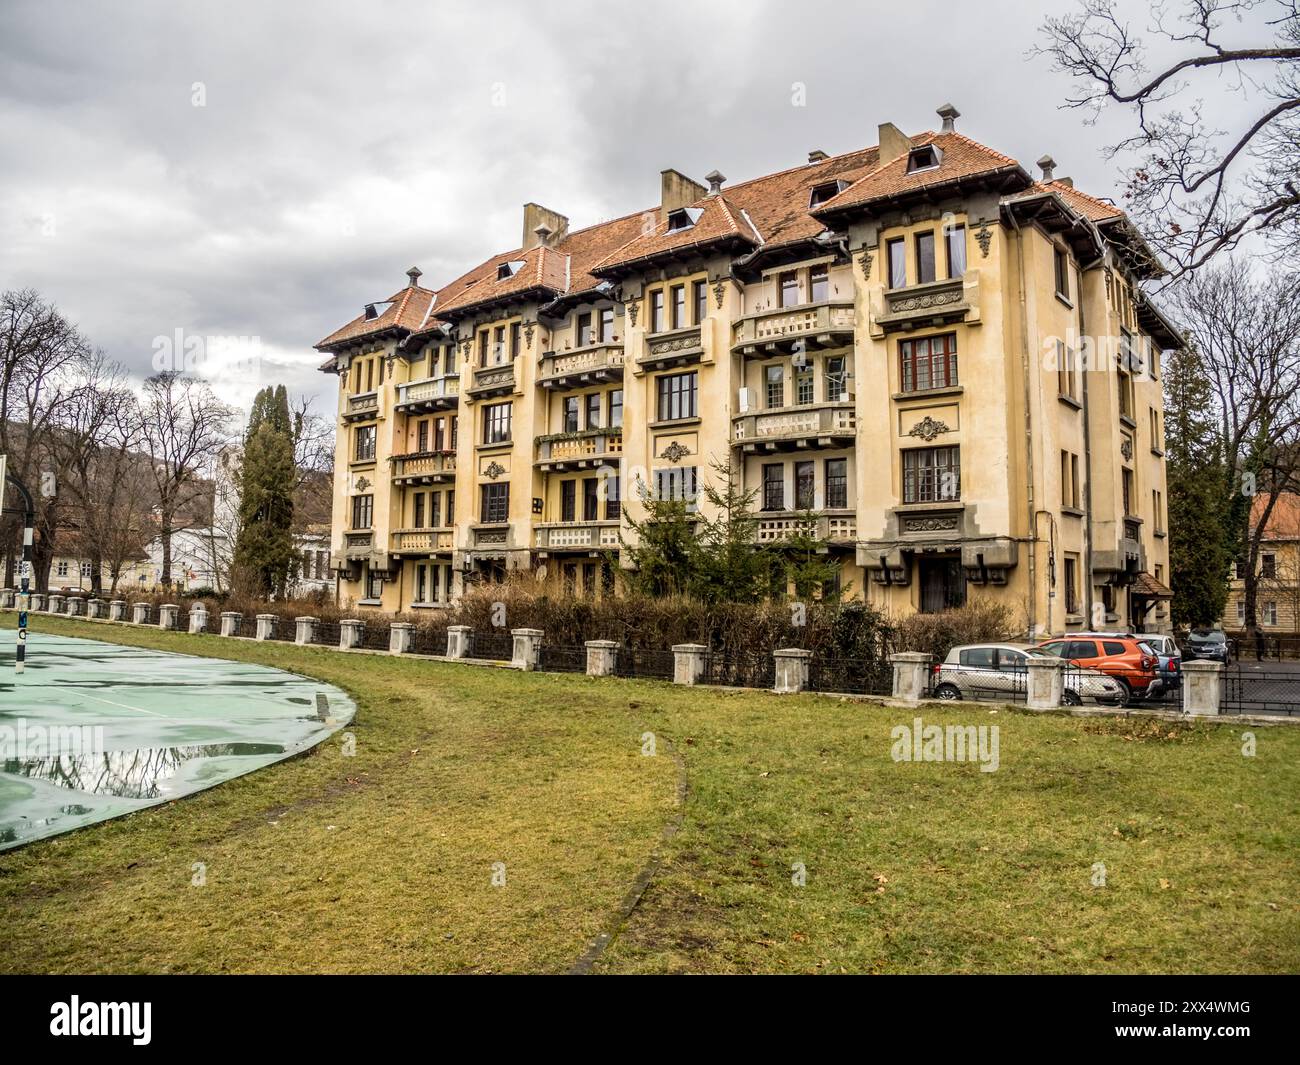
<box><xmin>1184</xmin><ymin>629</ymin><xmax>1231</xmax><ymax>665</ymax></box>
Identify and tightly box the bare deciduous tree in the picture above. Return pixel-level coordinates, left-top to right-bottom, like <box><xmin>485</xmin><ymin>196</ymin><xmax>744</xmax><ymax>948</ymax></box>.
<box><xmin>1039</xmin><ymin>0</ymin><xmax>1300</xmax><ymax>276</ymax></box>
<box><xmin>139</xmin><ymin>371</ymin><xmax>233</xmax><ymax>589</ymax></box>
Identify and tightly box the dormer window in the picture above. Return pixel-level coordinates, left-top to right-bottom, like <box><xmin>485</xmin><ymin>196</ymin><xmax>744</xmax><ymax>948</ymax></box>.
<box><xmin>808</xmin><ymin>179</ymin><xmax>848</xmax><ymax>207</ymax></box>
<box><xmin>906</xmin><ymin>145</ymin><xmax>942</xmax><ymax>173</ymax></box>
<box><xmin>363</xmin><ymin>300</ymin><xmax>393</xmax><ymax>320</ymax></box>
<box><xmin>666</xmin><ymin>207</ymin><xmax>703</xmax><ymax>232</ymax></box>
<box><xmin>497</xmin><ymin>259</ymin><xmax>525</xmax><ymax>280</ymax></box>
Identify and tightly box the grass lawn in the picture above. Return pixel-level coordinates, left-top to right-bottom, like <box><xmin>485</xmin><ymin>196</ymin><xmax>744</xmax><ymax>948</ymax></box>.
<box><xmin>2</xmin><ymin>615</ymin><xmax>1298</xmax><ymax>974</ymax></box>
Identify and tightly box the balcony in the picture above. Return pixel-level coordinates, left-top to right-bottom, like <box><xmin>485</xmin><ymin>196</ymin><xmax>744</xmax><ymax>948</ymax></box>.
<box><xmin>391</xmin><ymin>450</ymin><xmax>457</xmax><ymax>485</ymax></box>
<box><xmin>537</xmin><ymin>343</ymin><xmax>624</xmax><ymax>390</ymax></box>
<box><xmin>342</xmin><ymin>530</ymin><xmax>375</xmax><ymax>559</ymax></box>
<box><xmin>343</xmin><ymin>391</ymin><xmax>379</xmax><ymax>422</ymax></box>
<box><xmin>390</xmin><ymin>527</ymin><xmax>454</xmax><ymax>554</ymax></box>
<box><xmin>535</xmin><ymin>520</ymin><xmax>621</xmax><ymax>552</ymax></box>
<box><xmin>733</xmin><ymin>300</ymin><xmax>855</xmax><ymax>357</ymax></box>
<box><xmin>395</xmin><ymin>373</ymin><xmax>459</xmax><ymax>413</ymax></box>
<box><xmin>535</xmin><ymin>428</ymin><xmax>623</xmax><ymax>471</ymax></box>
<box><xmin>638</xmin><ymin>325</ymin><xmax>703</xmax><ymax>371</ymax></box>
<box><xmin>733</xmin><ymin>403</ymin><xmax>856</xmax><ymax>451</ymax></box>
<box><xmin>871</xmin><ymin>273</ymin><xmax>981</xmax><ymax>335</ymax></box>
<box><xmin>465</xmin><ymin>362</ymin><xmax>516</xmax><ymax>400</ymax></box>
<box><xmin>755</xmin><ymin>511</ymin><xmax>857</xmax><ymax>545</ymax></box>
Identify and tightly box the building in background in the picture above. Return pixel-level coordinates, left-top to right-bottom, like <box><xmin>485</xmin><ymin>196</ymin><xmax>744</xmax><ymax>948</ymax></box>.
<box><xmin>1224</xmin><ymin>493</ymin><xmax>1300</xmax><ymax>634</ymax></box>
<box><xmin>316</xmin><ymin>107</ymin><xmax>1176</xmax><ymax>633</ymax></box>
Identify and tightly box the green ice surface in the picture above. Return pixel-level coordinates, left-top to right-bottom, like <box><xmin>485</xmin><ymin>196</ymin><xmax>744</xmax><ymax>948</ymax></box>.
<box><xmin>0</xmin><ymin>632</ymin><xmax>356</xmax><ymax>849</ymax></box>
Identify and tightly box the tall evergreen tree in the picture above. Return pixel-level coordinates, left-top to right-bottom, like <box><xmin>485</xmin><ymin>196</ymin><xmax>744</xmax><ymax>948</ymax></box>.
<box><xmin>1164</xmin><ymin>345</ymin><xmax>1232</xmax><ymax>628</ymax></box>
<box><xmin>232</xmin><ymin>385</ymin><xmax>297</xmax><ymax>597</ymax></box>
<box><xmin>690</xmin><ymin>457</ymin><xmax>773</xmax><ymax>604</ymax></box>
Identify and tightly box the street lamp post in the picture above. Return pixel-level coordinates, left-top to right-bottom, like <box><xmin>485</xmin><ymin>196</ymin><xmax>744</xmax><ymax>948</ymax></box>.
<box><xmin>2</xmin><ymin>459</ymin><xmax>37</xmax><ymax>674</ymax></box>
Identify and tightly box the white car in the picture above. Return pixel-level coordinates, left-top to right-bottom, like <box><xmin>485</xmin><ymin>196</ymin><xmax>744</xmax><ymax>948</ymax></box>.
<box><xmin>932</xmin><ymin>643</ymin><xmax>1127</xmax><ymax>705</ymax></box>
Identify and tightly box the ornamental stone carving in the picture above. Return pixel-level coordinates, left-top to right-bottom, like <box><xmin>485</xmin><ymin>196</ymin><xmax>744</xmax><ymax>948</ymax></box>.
<box><xmin>902</xmin><ymin>514</ymin><xmax>960</xmax><ymax>533</ymax></box>
<box><xmin>627</xmin><ymin>300</ymin><xmax>640</xmax><ymax>326</ymax></box>
<box><xmin>712</xmin><ymin>278</ymin><xmax>726</xmax><ymax>309</ymax></box>
<box><xmin>975</xmin><ymin>223</ymin><xmax>993</xmax><ymax>258</ymax></box>
<box><xmin>659</xmin><ymin>441</ymin><xmax>691</xmax><ymax>463</ymax></box>
<box><xmin>1120</xmin><ymin>437</ymin><xmax>1133</xmax><ymax>461</ymax></box>
<box><xmin>889</xmin><ymin>289</ymin><xmax>962</xmax><ymax>313</ymax></box>
<box><xmin>907</xmin><ymin>415</ymin><xmax>951</xmax><ymax>442</ymax></box>
<box><xmin>648</xmin><ymin>331</ymin><xmax>701</xmax><ymax>355</ymax></box>
<box><xmin>485</xmin><ymin>461</ymin><xmax>506</xmax><ymax>480</ymax></box>
<box><xmin>524</xmin><ymin>321</ymin><xmax>535</xmax><ymax>348</ymax></box>
<box><xmin>859</xmin><ymin>249</ymin><xmax>873</xmax><ymax>280</ymax></box>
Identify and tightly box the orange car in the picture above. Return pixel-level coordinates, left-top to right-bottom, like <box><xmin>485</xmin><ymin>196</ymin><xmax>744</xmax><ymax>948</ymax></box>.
<box><xmin>1035</xmin><ymin>636</ymin><xmax>1162</xmax><ymax>703</ymax></box>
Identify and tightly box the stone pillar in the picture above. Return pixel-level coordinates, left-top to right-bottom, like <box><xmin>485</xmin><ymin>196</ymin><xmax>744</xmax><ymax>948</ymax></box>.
<box><xmin>1182</xmin><ymin>660</ymin><xmax>1223</xmax><ymax>717</ymax></box>
<box><xmin>586</xmin><ymin>640</ymin><xmax>618</xmax><ymax>677</ymax></box>
<box><xmin>0</xmin><ymin>589</ymin><xmax>13</xmax><ymax>608</ymax></box>
<box><xmin>672</xmin><ymin>643</ymin><xmax>707</xmax><ymax>686</ymax></box>
<box><xmin>255</xmin><ymin>613</ymin><xmax>277</xmax><ymax>641</ymax></box>
<box><xmin>890</xmin><ymin>652</ymin><xmax>932</xmax><ymax>705</ymax></box>
<box><xmin>220</xmin><ymin>611</ymin><xmax>242</xmax><ymax>637</ymax></box>
<box><xmin>188</xmin><ymin>605</ymin><xmax>208</xmax><ymax>634</ymax></box>
<box><xmin>773</xmin><ymin>648</ymin><xmax>813</xmax><ymax>693</ymax></box>
<box><xmin>446</xmin><ymin>625</ymin><xmax>472</xmax><ymax>659</ymax></box>
<box><xmin>30</xmin><ymin>593</ymin><xmax>46</xmax><ymax>612</ymax></box>
<box><xmin>87</xmin><ymin>598</ymin><xmax>104</xmax><ymax>619</ymax></box>
<box><xmin>131</xmin><ymin>602</ymin><xmax>151</xmax><ymax>625</ymax></box>
<box><xmin>389</xmin><ymin>622</ymin><xmax>414</xmax><ymax>654</ymax></box>
<box><xmin>65</xmin><ymin>597</ymin><xmax>83</xmax><ymax>617</ymax></box>
<box><xmin>511</xmin><ymin>628</ymin><xmax>543</xmax><ymax>671</ymax></box>
<box><xmin>158</xmin><ymin>604</ymin><xmax>180</xmax><ymax>630</ymax></box>
<box><xmin>108</xmin><ymin>599</ymin><xmax>125</xmax><ymax>621</ymax></box>
<box><xmin>339</xmin><ymin>619</ymin><xmax>364</xmax><ymax>650</ymax></box>
<box><xmin>1025</xmin><ymin>656</ymin><xmax>1065</xmax><ymax>710</ymax></box>
<box><xmin>295</xmin><ymin>616</ymin><xmax>318</xmax><ymax>645</ymax></box>
<box><xmin>47</xmin><ymin>593</ymin><xmax>64</xmax><ymax>614</ymax></box>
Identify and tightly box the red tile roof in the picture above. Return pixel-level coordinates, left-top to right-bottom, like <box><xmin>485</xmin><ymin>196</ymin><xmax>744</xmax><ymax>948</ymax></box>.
<box><xmin>317</xmin><ymin>129</ymin><xmax>1133</xmax><ymax>353</ymax></box>
<box><xmin>1251</xmin><ymin>493</ymin><xmax>1300</xmax><ymax>540</ymax></box>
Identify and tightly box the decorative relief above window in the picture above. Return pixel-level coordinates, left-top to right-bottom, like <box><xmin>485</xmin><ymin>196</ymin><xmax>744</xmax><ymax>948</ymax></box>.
<box><xmin>907</xmin><ymin>416</ymin><xmax>952</xmax><ymax>442</ymax></box>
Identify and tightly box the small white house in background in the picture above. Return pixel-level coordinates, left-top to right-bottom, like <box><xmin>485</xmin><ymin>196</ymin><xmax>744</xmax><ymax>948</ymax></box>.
<box><xmin>143</xmin><ymin>527</ymin><xmax>230</xmax><ymax>592</ymax></box>
<box><xmin>290</xmin><ymin>523</ymin><xmax>333</xmax><ymax>598</ymax></box>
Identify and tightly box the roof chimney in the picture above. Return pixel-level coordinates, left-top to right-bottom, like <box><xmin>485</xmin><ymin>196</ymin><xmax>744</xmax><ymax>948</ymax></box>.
<box><xmin>533</xmin><ymin>223</ymin><xmax>554</xmax><ymax>248</ymax></box>
<box><xmin>1037</xmin><ymin>155</ymin><xmax>1057</xmax><ymax>183</ymax></box>
<box><xmin>522</xmin><ymin>203</ymin><xmax>569</xmax><ymax>250</ymax></box>
<box><xmin>878</xmin><ymin>123</ymin><xmax>913</xmax><ymax>167</ymax></box>
<box><xmin>660</xmin><ymin>169</ymin><xmax>707</xmax><ymax>223</ymax></box>
<box><xmin>937</xmin><ymin>103</ymin><xmax>960</xmax><ymax>133</ymax></box>
<box><xmin>406</xmin><ymin>266</ymin><xmax>423</xmax><ymax>288</ymax></box>
<box><xmin>704</xmin><ymin>169</ymin><xmax>725</xmax><ymax>196</ymax></box>
<box><xmin>808</xmin><ymin>149</ymin><xmax>829</xmax><ymax>163</ymax></box>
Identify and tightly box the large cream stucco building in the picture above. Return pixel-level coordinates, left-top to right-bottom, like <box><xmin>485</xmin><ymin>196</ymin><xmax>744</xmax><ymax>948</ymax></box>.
<box><xmin>316</xmin><ymin>107</ymin><xmax>1176</xmax><ymax>635</ymax></box>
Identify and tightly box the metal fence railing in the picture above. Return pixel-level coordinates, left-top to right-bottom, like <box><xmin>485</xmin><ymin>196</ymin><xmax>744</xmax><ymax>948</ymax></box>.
<box><xmin>468</xmin><ymin>630</ymin><xmax>513</xmax><ymax>661</ymax></box>
<box><xmin>806</xmin><ymin>657</ymin><xmax>893</xmax><ymax>696</ymax></box>
<box><xmin>613</xmin><ymin>647</ymin><xmax>677</xmax><ymax>681</ymax></box>
<box><xmin>703</xmin><ymin>651</ymin><xmax>776</xmax><ymax>690</ymax></box>
<box><xmin>537</xmin><ymin>644</ymin><xmax>587</xmax><ymax>674</ymax></box>
<box><xmin>1221</xmin><ymin>667</ymin><xmax>1300</xmax><ymax>716</ymax></box>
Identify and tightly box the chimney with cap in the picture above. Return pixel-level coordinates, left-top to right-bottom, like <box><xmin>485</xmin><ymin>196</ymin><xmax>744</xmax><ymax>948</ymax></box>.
<box><xmin>877</xmin><ymin>122</ymin><xmax>912</xmax><ymax>167</ymax></box>
<box><xmin>808</xmin><ymin>149</ymin><xmax>829</xmax><ymax>163</ymax></box>
<box><xmin>704</xmin><ymin>169</ymin><xmax>725</xmax><ymax>196</ymax></box>
<box><xmin>937</xmin><ymin>103</ymin><xmax>960</xmax><ymax>133</ymax></box>
<box><xmin>660</xmin><ymin>168</ymin><xmax>707</xmax><ymax>223</ymax></box>
<box><xmin>406</xmin><ymin>266</ymin><xmax>423</xmax><ymax>288</ymax></box>
<box><xmin>533</xmin><ymin>223</ymin><xmax>554</xmax><ymax>248</ymax></box>
<box><xmin>1037</xmin><ymin>155</ymin><xmax>1057</xmax><ymax>183</ymax></box>
<box><xmin>522</xmin><ymin>203</ymin><xmax>569</xmax><ymax>250</ymax></box>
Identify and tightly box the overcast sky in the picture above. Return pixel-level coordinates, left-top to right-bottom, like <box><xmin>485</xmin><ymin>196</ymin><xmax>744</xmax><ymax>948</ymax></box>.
<box><xmin>0</xmin><ymin>0</ymin><xmax>1269</xmax><ymax>419</ymax></box>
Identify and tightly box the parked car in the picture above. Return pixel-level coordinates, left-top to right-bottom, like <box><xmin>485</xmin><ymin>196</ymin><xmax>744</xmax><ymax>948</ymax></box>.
<box><xmin>932</xmin><ymin>643</ymin><xmax>1126</xmax><ymax>706</ymax></box>
<box><xmin>1035</xmin><ymin>635</ymin><xmax>1162</xmax><ymax>702</ymax></box>
<box><xmin>1184</xmin><ymin>628</ymin><xmax>1232</xmax><ymax>665</ymax></box>
<box><xmin>1072</xmin><ymin>631</ymin><xmax>1181</xmax><ymax>693</ymax></box>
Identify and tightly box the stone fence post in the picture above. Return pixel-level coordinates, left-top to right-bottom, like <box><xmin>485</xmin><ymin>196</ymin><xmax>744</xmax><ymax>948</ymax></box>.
<box><xmin>511</xmin><ymin>628</ymin><xmax>543</xmax><ymax>671</ymax></box>
<box><xmin>188</xmin><ymin>605</ymin><xmax>208</xmax><ymax>633</ymax></box>
<box><xmin>29</xmin><ymin>592</ymin><xmax>45</xmax><ymax>612</ymax></box>
<box><xmin>295</xmin><ymin>616</ymin><xmax>318</xmax><ymax>645</ymax></box>
<box><xmin>255</xmin><ymin>614</ymin><xmax>277</xmax><ymax>641</ymax></box>
<box><xmin>131</xmin><ymin>602</ymin><xmax>151</xmax><ymax>625</ymax></box>
<box><xmin>773</xmin><ymin>648</ymin><xmax>813</xmax><ymax>693</ymax></box>
<box><xmin>390</xmin><ymin>622</ymin><xmax>414</xmax><ymax>654</ymax></box>
<box><xmin>220</xmin><ymin>611</ymin><xmax>242</xmax><ymax>637</ymax></box>
<box><xmin>890</xmin><ymin>652</ymin><xmax>931</xmax><ymax>705</ymax></box>
<box><xmin>585</xmin><ymin>640</ymin><xmax>618</xmax><ymax>677</ymax></box>
<box><xmin>48</xmin><ymin>593</ymin><xmax>64</xmax><ymax>614</ymax></box>
<box><xmin>0</xmin><ymin>589</ymin><xmax>13</xmax><ymax>608</ymax></box>
<box><xmin>1182</xmin><ymin>661</ymin><xmax>1223</xmax><ymax>717</ymax></box>
<box><xmin>1025</xmin><ymin>656</ymin><xmax>1064</xmax><ymax>710</ymax></box>
<box><xmin>339</xmin><ymin>619</ymin><xmax>364</xmax><ymax>650</ymax></box>
<box><xmin>158</xmin><ymin>604</ymin><xmax>179</xmax><ymax>631</ymax></box>
<box><xmin>672</xmin><ymin>643</ymin><xmax>707</xmax><ymax>686</ymax></box>
<box><xmin>87</xmin><ymin>598</ymin><xmax>104</xmax><ymax>619</ymax></box>
<box><xmin>65</xmin><ymin>597</ymin><xmax>83</xmax><ymax>617</ymax></box>
<box><xmin>108</xmin><ymin>599</ymin><xmax>125</xmax><ymax>621</ymax></box>
<box><xmin>446</xmin><ymin>625</ymin><xmax>472</xmax><ymax>659</ymax></box>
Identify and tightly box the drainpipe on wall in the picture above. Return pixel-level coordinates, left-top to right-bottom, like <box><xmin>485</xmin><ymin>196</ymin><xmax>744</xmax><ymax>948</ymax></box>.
<box><xmin>1009</xmin><ymin>213</ymin><xmax>1037</xmax><ymax>638</ymax></box>
<box><xmin>1078</xmin><ymin>261</ymin><xmax>1094</xmax><ymax>623</ymax></box>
